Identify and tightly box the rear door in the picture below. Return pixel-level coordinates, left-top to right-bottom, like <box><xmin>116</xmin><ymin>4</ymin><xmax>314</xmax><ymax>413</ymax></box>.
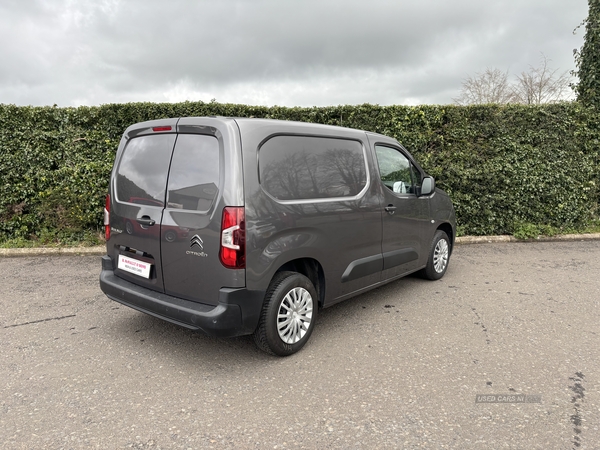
<box><xmin>110</xmin><ymin>122</ymin><xmax>178</xmax><ymax>292</ymax></box>
<box><xmin>160</xmin><ymin>120</ymin><xmax>245</xmax><ymax>306</ymax></box>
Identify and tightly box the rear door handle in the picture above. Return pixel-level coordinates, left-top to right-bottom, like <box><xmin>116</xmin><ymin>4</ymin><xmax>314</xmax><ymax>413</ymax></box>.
<box><xmin>384</xmin><ymin>205</ymin><xmax>397</xmax><ymax>215</ymax></box>
<box><xmin>136</xmin><ymin>216</ymin><xmax>156</xmax><ymax>227</ymax></box>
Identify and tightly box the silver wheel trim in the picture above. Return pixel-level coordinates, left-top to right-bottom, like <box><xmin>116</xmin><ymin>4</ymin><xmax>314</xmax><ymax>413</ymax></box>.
<box><xmin>433</xmin><ymin>239</ymin><xmax>449</xmax><ymax>273</ymax></box>
<box><xmin>277</xmin><ymin>287</ymin><xmax>313</xmax><ymax>345</ymax></box>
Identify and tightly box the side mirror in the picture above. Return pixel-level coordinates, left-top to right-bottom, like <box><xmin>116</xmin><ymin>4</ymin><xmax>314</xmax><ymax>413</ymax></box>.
<box><xmin>420</xmin><ymin>176</ymin><xmax>435</xmax><ymax>196</ymax></box>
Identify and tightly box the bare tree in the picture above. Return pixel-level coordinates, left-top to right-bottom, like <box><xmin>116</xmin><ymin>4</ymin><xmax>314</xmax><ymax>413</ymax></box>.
<box><xmin>512</xmin><ymin>54</ymin><xmax>572</xmax><ymax>104</ymax></box>
<box><xmin>454</xmin><ymin>55</ymin><xmax>573</xmax><ymax>105</ymax></box>
<box><xmin>453</xmin><ymin>68</ymin><xmax>517</xmax><ymax>105</ymax></box>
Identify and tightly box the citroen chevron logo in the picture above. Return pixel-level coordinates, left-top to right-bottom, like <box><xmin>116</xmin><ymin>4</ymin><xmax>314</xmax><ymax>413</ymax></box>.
<box><xmin>190</xmin><ymin>234</ymin><xmax>203</xmax><ymax>250</ymax></box>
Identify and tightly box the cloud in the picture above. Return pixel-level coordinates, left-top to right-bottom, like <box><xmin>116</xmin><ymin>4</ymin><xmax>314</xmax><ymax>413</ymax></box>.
<box><xmin>0</xmin><ymin>0</ymin><xmax>588</xmax><ymax>107</ymax></box>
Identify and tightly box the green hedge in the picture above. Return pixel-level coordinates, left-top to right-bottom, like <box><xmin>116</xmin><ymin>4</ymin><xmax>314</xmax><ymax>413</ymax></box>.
<box><xmin>0</xmin><ymin>101</ymin><xmax>598</xmax><ymax>243</ymax></box>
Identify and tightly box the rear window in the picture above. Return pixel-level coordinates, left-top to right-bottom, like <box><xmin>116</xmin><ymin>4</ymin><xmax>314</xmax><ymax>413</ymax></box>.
<box><xmin>259</xmin><ymin>135</ymin><xmax>367</xmax><ymax>201</ymax></box>
<box><xmin>116</xmin><ymin>134</ymin><xmax>176</xmax><ymax>206</ymax></box>
<box><xmin>166</xmin><ymin>134</ymin><xmax>220</xmax><ymax>211</ymax></box>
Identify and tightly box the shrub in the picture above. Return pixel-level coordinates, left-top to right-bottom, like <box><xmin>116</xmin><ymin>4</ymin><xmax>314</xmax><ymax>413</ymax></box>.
<box><xmin>0</xmin><ymin>101</ymin><xmax>598</xmax><ymax>243</ymax></box>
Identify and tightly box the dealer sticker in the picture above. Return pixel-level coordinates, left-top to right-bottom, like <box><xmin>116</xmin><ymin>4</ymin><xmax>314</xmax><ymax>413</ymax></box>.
<box><xmin>118</xmin><ymin>255</ymin><xmax>151</xmax><ymax>279</ymax></box>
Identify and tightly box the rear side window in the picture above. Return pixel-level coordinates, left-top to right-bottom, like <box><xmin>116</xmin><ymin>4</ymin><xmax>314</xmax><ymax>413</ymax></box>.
<box><xmin>166</xmin><ymin>134</ymin><xmax>220</xmax><ymax>211</ymax></box>
<box><xmin>116</xmin><ymin>134</ymin><xmax>176</xmax><ymax>206</ymax></box>
<box><xmin>259</xmin><ymin>135</ymin><xmax>367</xmax><ymax>201</ymax></box>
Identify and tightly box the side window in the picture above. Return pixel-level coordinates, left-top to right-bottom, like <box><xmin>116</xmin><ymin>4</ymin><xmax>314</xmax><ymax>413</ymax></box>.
<box><xmin>166</xmin><ymin>134</ymin><xmax>220</xmax><ymax>211</ymax></box>
<box><xmin>375</xmin><ymin>145</ymin><xmax>421</xmax><ymax>195</ymax></box>
<box><xmin>116</xmin><ymin>134</ymin><xmax>176</xmax><ymax>206</ymax></box>
<box><xmin>259</xmin><ymin>135</ymin><xmax>367</xmax><ymax>201</ymax></box>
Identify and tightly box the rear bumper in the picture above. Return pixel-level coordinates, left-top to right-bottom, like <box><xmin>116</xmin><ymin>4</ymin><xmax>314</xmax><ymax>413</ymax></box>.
<box><xmin>99</xmin><ymin>255</ymin><xmax>263</xmax><ymax>338</ymax></box>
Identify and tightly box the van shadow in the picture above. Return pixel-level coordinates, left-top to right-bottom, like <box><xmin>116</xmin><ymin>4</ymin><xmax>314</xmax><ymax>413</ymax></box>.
<box><xmin>108</xmin><ymin>310</ymin><xmax>260</xmax><ymax>364</ymax></box>
<box><xmin>106</xmin><ymin>275</ymin><xmax>430</xmax><ymax>373</ymax></box>
<box><xmin>314</xmin><ymin>274</ymin><xmax>427</xmax><ymax>329</ymax></box>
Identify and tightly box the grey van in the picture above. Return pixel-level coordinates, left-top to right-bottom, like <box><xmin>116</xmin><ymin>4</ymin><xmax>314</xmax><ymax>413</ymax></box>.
<box><xmin>100</xmin><ymin>117</ymin><xmax>456</xmax><ymax>355</ymax></box>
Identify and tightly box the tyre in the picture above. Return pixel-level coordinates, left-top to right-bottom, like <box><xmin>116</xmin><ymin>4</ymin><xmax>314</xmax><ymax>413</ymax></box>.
<box><xmin>420</xmin><ymin>230</ymin><xmax>451</xmax><ymax>280</ymax></box>
<box><xmin>253</xmin><ymin>271</ymin><xmax>318</xmax><ymax>356</ymax></box>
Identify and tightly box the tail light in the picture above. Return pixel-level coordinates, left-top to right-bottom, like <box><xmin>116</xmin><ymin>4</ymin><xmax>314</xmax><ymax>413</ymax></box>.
<box><xmin>104</xmin><ymin>194</ymin><xmax>110</xmax><ymax>241</ymax></box>
<box><xmin>220</xmin><ymin>207</ymin><xmax>245</xmax><ymax>269</ymax></box>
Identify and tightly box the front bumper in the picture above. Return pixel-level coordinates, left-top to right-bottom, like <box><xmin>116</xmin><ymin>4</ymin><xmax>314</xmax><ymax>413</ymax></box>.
<box><xmin>99</xmin><ymin>255</ymin><xmax>263</xmax><ymax>338</ymax></box>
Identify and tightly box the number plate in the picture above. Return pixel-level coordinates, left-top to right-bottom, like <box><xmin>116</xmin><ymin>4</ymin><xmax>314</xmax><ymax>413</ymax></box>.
<box><xmin>118</xmin><ymin>255</ymin><xmax>152</xmax><ymax>279</ymax></box>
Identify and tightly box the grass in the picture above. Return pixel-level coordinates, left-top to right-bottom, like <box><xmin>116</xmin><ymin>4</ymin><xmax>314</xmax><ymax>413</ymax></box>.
<box><xmin>0</xmin><ymin>229</ymin><xmax>105</xmax><ymax>249</ymax></box>
<box><xmin>511</xmin><ymin>219</ymin><xmax>600</xmax><ymax>240</ymax></box>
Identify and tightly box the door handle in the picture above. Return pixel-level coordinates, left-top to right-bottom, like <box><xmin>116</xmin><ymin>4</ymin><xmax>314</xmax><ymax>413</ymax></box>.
<box><xmin>136</xmin><ymin>216</ymin><xmax>156</xmax><ymax>227</ymax></box>
<box><xmin>384</xmin><ymin>205</ymin><xmax>397</xmax><ymax>215</ymax></box>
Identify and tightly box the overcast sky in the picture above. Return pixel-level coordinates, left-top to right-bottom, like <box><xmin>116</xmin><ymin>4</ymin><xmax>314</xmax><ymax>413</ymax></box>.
<box><xmin>0</xmin><ymin>0</ymin><xmax>589</xmax><ymax>107</ymax></box>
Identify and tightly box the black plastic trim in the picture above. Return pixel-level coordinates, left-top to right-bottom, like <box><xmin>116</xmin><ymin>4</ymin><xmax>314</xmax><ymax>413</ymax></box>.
<box><xmin>99</xmin><ymin>256</ymin><xmax>263</xmax><ymax>338</ymax></box>
<box><xmin>341</xmin><ymin>254</ymin><xmax>384</xmax><ymax>283</ymax></box>
<box><xmin>382</xmin><ymin>248</ymin><xmax>418</xmax><ymax>270</ymax></box>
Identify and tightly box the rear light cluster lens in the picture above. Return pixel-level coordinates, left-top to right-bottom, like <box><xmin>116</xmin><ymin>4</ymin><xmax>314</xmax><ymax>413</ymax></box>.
<box><xmin>220</xmin><ymin>207</ymin><xmax>245</xmax><ymax>269</ymax></box>
<box><xmin>104</xmin><ymin>194</ymin><xmax>110</xmax><ymax>241</ymax></box>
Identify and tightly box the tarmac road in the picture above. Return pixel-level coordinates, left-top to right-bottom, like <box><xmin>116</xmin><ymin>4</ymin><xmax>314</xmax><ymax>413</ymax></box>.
<box><xmin>1</xmin><ymin>241</ymin><xmax>599</xmax><ymax>449</ymax></box>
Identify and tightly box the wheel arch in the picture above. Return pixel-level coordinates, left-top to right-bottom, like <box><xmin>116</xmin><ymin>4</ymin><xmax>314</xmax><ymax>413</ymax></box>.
<box><xmin>274</xmin><ymin>258</ymin><xmax>325</xmax><ymax>308</ymax></box>
<box><xmin>436</xmin><ymin>222</ymin><xmax>454</xmax><ymax>255</ymax></box>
